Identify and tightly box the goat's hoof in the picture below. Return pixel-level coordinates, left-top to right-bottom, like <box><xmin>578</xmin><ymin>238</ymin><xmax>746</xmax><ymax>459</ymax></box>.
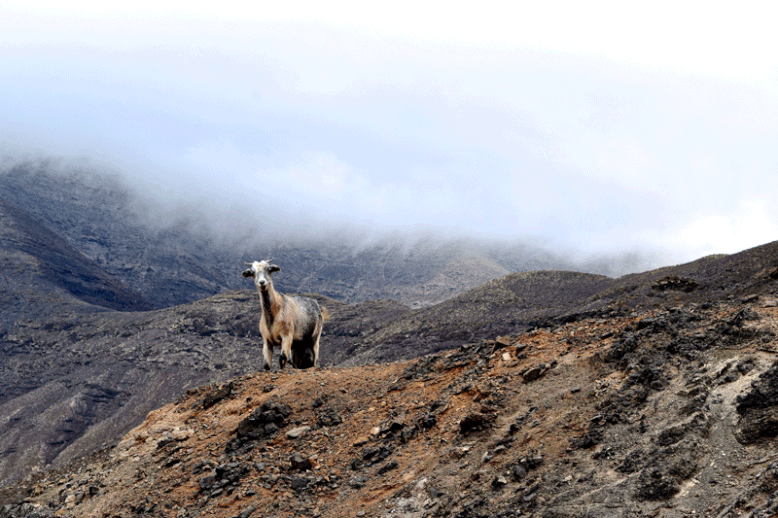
<box><xmin>279</xmin><ymin>354</ymin><xmax>287</xmax><ymax>369</ymax></box>
<box><xmin>263</xmin><ymin>363</ymin><xmax>270</xmax><ymax>371</ymax></box>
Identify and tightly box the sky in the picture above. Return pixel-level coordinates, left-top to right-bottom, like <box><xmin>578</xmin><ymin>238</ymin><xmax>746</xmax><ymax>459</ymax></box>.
<box><xmin>2</xmin><ymin>1</ymin><xmax>778</xmax><ymax>265</ymax></box>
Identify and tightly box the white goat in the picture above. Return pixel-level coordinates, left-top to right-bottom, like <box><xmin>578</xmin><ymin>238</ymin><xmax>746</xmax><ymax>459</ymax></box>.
<box><xmin>242</xmin><ymin>260</ymin><xmax>326</xmax><ymax>370</ymax></box>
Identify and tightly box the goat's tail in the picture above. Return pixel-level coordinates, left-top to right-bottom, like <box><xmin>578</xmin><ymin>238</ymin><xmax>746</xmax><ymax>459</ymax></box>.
<box><xmin>320</xmin><ymin>306</ymin><xmax>330</xmax><ymax>322</ymax></box>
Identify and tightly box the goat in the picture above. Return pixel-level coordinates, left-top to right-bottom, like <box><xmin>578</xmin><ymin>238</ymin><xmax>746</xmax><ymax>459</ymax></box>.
<box><xmin>242</xmin><ymin>260</ymin><xmax>326</xmax><ymax>370</ymax></box>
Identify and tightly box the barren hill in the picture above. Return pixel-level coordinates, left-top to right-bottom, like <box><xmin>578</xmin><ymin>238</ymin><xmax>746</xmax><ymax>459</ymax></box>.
<box><xmin>5</xmin><ymin>237</ymin><xmax>778</xmax><ymax>496</ymax></box>
<box><xmin>5</xmin><ymin>289</ymin><xmax>778</xmax><ymax>517</ymax></box>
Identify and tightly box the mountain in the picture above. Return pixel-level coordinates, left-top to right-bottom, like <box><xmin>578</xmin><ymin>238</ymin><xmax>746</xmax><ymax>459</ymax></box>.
<box><xmin>0</xmin><ymin>159</ymin><xmax>660</xmax><ymax>487</ymax></box>
<box><xmin>0</xmin><ymin>160</ymin><xmax>648</xmax><ymax>309</ymax></box>
<box><xmin>0</xmin><ymin>163</ymin><xmax>239</xmax><ymax>309</ymax></box>
<box><xmin>333</xmin><ymin>270</ymin><xmax>613</xmax><ymax>366</ymax></box>
<box><xmin>3</xmin><ymin>266</ymin><xmax>778</xmax><ymax>516</ymax></box>
<box><xmin>4</xmin><ymin>180</ymin><xmax>778</xmax><ymax>490</ymax></box>
<box><xmin>5</xmin><ymin>159</ymin><xmax>778</xmax><ymax>515</ymax></box>
<box><xmin>329</xmin><ymin>240</ymin><xmax>778</xmax><ymax>366</ymax></box>
<box><xmin>0</xmin><ymin>196</ymin><xmax>150</xmax><ymax>331</ymax></box>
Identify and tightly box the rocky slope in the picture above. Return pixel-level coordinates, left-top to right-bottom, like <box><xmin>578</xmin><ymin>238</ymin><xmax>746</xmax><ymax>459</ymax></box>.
<box><xmin>4</xmin><ymin>236</ymin><xmax>778</xmax><ymax>493</ymax></box>
<box><xmin>4</xmin><ymin>288</ymin><xmax>778</xmax><ymax>517</ymax></box>
<box><xmin>0</xmin><ymin>288</ymin><xmax>408</xmax><ymax>487</ymax></box>
<box><xmin>0</xmin><ymin>267</ymin><xmax>612</xmax><ymax>487</ymax></box>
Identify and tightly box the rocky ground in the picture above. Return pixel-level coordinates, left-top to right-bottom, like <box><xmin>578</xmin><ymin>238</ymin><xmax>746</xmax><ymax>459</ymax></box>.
<box><xmin>4</xmin><ymin>291</ymin><xmax>778</xmax><ymax>517</ymax></box>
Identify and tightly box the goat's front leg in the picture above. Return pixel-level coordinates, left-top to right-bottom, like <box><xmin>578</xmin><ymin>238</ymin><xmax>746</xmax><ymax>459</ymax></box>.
<box><xmin>279</xmin><ymin>335</ymin><xmax>293</xmax><ymax>369</ymax></box>
<box><xmin>312</xmin><ymin>334</ymin><xmax>321</xmax><ymax>369</ymax></box>
<box><xmin>261</xmin><ymin>338</ymin><xmax>273</xmax><ymax>371</ymax></box>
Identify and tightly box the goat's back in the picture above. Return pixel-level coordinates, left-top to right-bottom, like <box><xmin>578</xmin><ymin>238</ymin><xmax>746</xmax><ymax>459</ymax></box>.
<box><xmin>289</xmin><ymin>295</ymin><xmax>324</xmax><ymax>339</ymax></box>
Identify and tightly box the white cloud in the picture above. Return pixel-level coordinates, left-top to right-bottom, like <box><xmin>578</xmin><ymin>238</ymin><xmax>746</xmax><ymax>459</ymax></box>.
<box><xmin>636</xmin><ymin>199</ymin><xmax>778</xmax><ymax>260</ymax></box>
<box><xmin>259</xmin><ymin>151</ymin><xmax>356</xmax><ymax>198</ymax></box>
<box><xmin>3</xmin><ymin>2</ymin><xmax>778</xmax><ymax>263</ymax></box>
<box><xmin>5</xmin><ymin>2</ymin><xmax>778</xmax><ymax>84</ymax></box>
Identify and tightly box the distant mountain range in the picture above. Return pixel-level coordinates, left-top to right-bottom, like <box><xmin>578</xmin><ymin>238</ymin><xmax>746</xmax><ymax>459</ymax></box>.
<box><xmin>0</xmin><ymin>160</ymin><xmax>648</xmax><ymax>312</ymax></box>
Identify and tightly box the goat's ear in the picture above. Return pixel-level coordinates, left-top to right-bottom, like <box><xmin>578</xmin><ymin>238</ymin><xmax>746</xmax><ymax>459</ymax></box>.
<box><xmin>242</xmin><ymin>269</ymin><xmax>255</xmax><ymax>278</ymax></box>
<box><xmin>269</xmin><ymin>265</ymin><xmax>281</xmax><ymax>273</ymax></box>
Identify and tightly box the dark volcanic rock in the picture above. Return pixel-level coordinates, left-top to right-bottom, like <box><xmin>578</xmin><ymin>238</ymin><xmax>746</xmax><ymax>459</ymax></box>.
<box><xmin>290</xmin><ymin>453</ymin><xmax>312</xmax><ymax>472</ymax></box>
<box><xmin>634</xmin><ymin>447</ymin><xmax>700</xmax><ymax>501</ymax></box>
<box><xmin>225</xmin><ymin>400</ymin><xmax>293</xmax><ymax>453</ymax></box>
<box><xmin>233</xmin><ymin>401</ymin><xmax>292</xmax><ymax>442</ymax></box>
<box><xmin>0</xmin><ymin>502</ymin><xmax>53</xmax><ymax>518</ymax></box>
<box><xmin>201</xmin><ymin>382</ymin><xmax>235</xmax><ymax>409</ymax></box>
<box><xmin>459</xmin><ymin>409</ymin><xmax>497</xmax><ymax>435</ymax></box>
<box><xmin>651</xmin><ymin>275</ymin><xmax>700</xmax><ymax>292</ymax></box>
<box><xmin>736</xmin><ymin>360</ymin><xmax>778</xmax><ymax>444</ymax></box>
<box><xmin>197</xmin><ymin>463</ymin><xmax>249</xmax><ymax>494</ymax></box>
<box><xmin>316</xmin><ymin>408</ymin><xmax>343</xmax><ymax>428</ymax></box>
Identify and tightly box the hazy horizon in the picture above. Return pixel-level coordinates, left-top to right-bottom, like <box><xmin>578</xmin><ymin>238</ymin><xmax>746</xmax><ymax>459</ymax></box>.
<box><xmin>0</xmin><ymin>156</ymin><xmax>666</xmax><ymax>281</ymax></box>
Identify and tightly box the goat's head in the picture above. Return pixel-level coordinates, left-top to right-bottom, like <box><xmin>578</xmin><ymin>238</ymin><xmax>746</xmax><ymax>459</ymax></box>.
<box><xmin>242</xmin><ymin>260</ymin><xmax>281</xmax><ymax>291</ymax></box>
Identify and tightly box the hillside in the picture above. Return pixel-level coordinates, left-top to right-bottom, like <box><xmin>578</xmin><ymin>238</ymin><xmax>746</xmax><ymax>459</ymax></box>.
<box><xmin>5</xmin><ymin>236</ymin><xmax>778</xmax><ymax>491</ymax></box>
<box><xmin>0</xmin><ymin>196</ymin><xmax>150</xmax><ymax>331</ymax></box>
<box><xmin>0</xmin><ymin>161</ymin><xmax>671</xmax><ymax>489</ymax></box>
<box><xmin>337</xmin><ymin>271</ymin><xmax>613</xmax><ymax>366</ymax></box>
<box><xmin>4</xmin><ymin>289</ymin><xmax>778</xmax><ymax>517</ymax></box>
<box><xmin>6</xmin><ymin>161</ymin><xmax>778</xmax><ymax>515</ymax></box>
<box><xmin>0</xmin><ymin>289</ymin><xmax>406</xmax><ymax>486</ymax></box>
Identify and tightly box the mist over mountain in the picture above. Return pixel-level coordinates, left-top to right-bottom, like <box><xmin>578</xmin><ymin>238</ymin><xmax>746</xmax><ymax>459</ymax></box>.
<box><xmin>0</xmin><ymin>158</ymin><xmax>658</xmax><ymax>312</ymax></box>
<box><xmin>7</xmin><ymin>154</ymin><xmax>778</xmax><ymax>517</ymax></box>
<box><xmin>0</xmin><ymin>156</ymin><xmax>651</xmax><ymax>486</ymax></box>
